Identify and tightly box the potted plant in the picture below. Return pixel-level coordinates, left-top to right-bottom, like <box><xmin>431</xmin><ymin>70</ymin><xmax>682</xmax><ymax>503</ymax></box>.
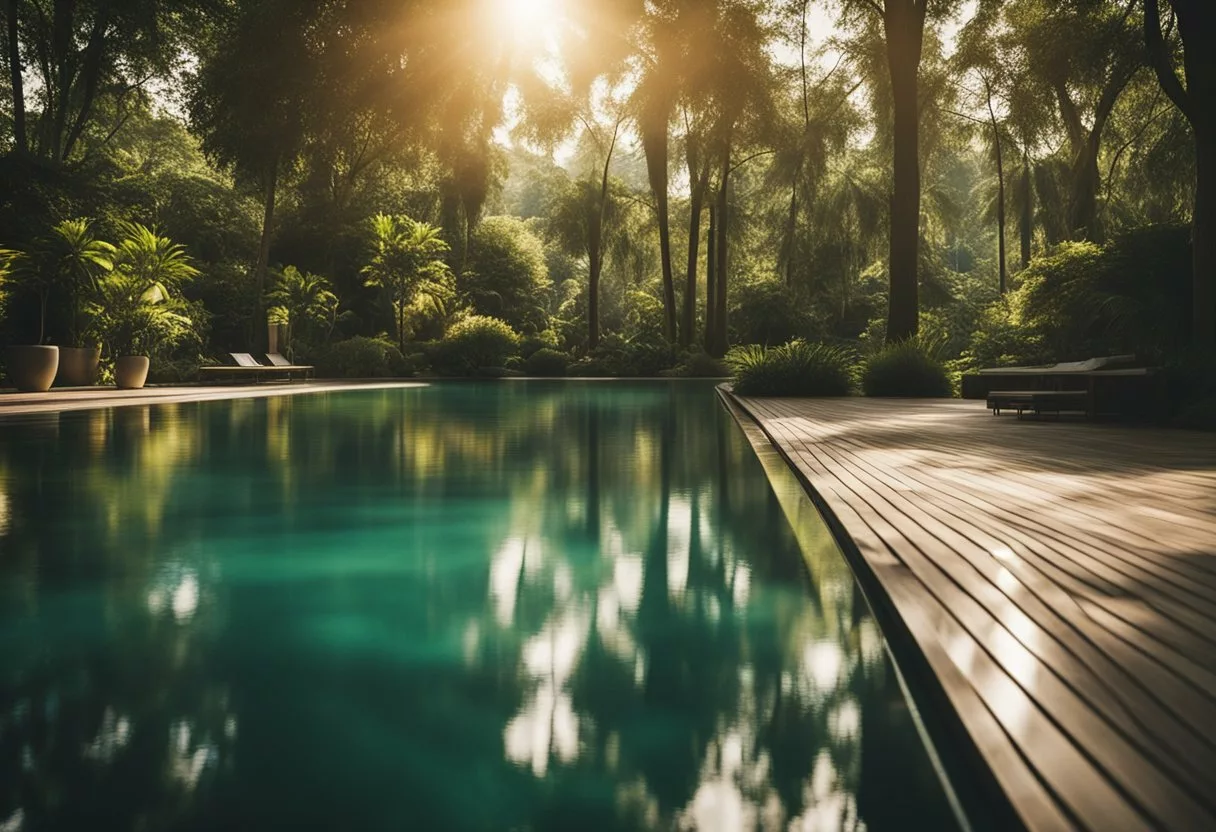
<box><xmin>47</xmin><ymin>219</ymin><xmax>115</xmax><ymax>386</ymax></box>
<box><xmin>0</xmin><ymin>246</ymin><xmax>60</xmax><ymax>392</ymax></box>
<box><xmin>90</xmin><ymin>223</ymin><xmax>198</xmax><ymax>390</ymax></box>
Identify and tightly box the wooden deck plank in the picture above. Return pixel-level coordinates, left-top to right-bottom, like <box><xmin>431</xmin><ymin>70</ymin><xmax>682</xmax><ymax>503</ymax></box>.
<box><xmin>728</xmin><ymin>393</ymin><xmax>1216</xmax><ymax>832</ymax></box>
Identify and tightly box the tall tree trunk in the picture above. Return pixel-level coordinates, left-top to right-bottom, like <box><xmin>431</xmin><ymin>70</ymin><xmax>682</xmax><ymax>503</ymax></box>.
<box><xmin>587</xmin><ymin>126</ymin><xmax>620</xmax><ymax>352</ymax></box>
<box><xmin>983</xmin><ymin>75</ymin><xmax>1007</xmax><ymax>294</ymax></box>
<box><xmin>883</xmin><ymin>2</ymin><xmax>925</xmax><ymax>343</ymax></box>
<box><xmin>641</xmin><ymin>109</ymin><xmax>677</xmax><ymax>343</ymax></box>
<box><xmin>588</xmin><ymin>212</ymin><xmax>602</xmax><ymax>351</ymax></box>
<box><xmin>1068</xmin><ymin>135</ymin><xmax>1102</xmax><ymax>242</ymax></box>
<box><xmin>712</xmin><ymin>149</ymin><xmax>730</xmax><ymax>358</ymax></box>
<box><xmin>1019</xmin><ymin>148</ymin><xmax>1032</xmax><ymax>270</ymax></box>
<box><xmin>783</xmin><ymin>181</ymin><xmax>798</xmax><ymax>286</ymax></box>
<box><xmin>5</xmin><ymin>0</ymin><xmax>26</xmax><ymax>153</ymax></box>
<box><xmin>1146</xmin><ymin>0</ymin><xmax>1215</xmax><ymax>350</ymax></box>
<box><xmin>683</xmin><ymin>157</ymin><xmax>708</xmax><ymax>349</ymax></box>
<box><xmin>60</xmin><ymin>5</ymin><xmax>109</xmax><ymax>161</ymax></box>
<box><xmin>253</xmin><ymin>165</ymin><xmax>278</xmax><ymax>353</ymax></box>
<box><xmin>704</xmin><ymin>203</ymin><xmax>717</xmax><ymax>354</ymax></box>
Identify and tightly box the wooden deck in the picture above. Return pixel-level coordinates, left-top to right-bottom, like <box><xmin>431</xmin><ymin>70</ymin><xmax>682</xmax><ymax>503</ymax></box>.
<box><xmin>727</xmin><ymin>393</ymin><xmax>1216</xmax><ymax>832</ymax></box>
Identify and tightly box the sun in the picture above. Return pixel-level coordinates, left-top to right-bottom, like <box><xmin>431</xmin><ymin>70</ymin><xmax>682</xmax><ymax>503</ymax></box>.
<box><xmin>500</xmin><ymin>0</ymin><xmax>557</xmax><ymax>35</ymax></box>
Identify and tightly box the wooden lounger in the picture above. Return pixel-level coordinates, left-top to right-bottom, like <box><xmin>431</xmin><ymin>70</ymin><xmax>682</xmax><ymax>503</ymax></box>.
<box><xmin>987</xmin><ymin>390</ymin><xmax>1091</xmax><ymax>419</ymax></box>
<box><xmin>265</xmin><ymin>353</ymin><xmax>314</xmax><ymax>380</ymax></box>
<box><xmin>198</xmin><ymin>353</ymin><xmax>276</xmax><ymax>383</ymax></box>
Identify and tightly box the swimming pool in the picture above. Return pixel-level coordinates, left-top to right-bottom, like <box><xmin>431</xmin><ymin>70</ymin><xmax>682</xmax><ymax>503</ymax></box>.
<box><xmin>0</xmin><ymin>381</ymin><xmax>957</xmax><ymax>831</ymax></box>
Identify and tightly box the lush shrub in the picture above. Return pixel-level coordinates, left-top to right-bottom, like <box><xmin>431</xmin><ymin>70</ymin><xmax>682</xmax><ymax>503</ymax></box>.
<box><xmin>665</xmin><ymin>351</ymin><xmax>730</xmax><ymax>378</ymax></box>
<box><xmin>726</xmin><ymin>340</ymin><xmax>854</xmax><ymax>397</ymax></box>
<box><xmin>428</xmin><ymin>314</ymin><xmax>520</xmax><ymax>376</ymax></box>
<box><xmin>730</xmin><ymin>277</ymin><xmax>817</xmax><ymax>346</ymax></box>
<box><xmin>464</xmin><ymin>216</ymin><xmax>552</xmax><ymax>333</ymax></box>
<box><xmin>566</xmin><ymin>358</ymin><xmax>613</xmax><ymax>377</ymax></box>
<box><xmin>523</xmin><ymin>348</ymin><xmax>569</xmax><ymax>377</ymax></box>
<box><xmin>314</xmin><ymin>336</ymin><xmax>410</xmax><ymax>378</ymax></box>
<box><xmin>861</xmin><ymin>338</ymin><xmax>953</xmax><ymax>398</ymax></box>
<box><xmin>519</xmin><ymin>330</ymin><xmax>561</xmax><ymax>359</ymax></box>
<box><xmin>588</xmin><ymin>334</ymin><xmax>678</xmax><ymax>377</ymax></box>
<box><xmin>1016</xmin><ymin>226</ymin><xmax>1191</xmax><ymax>362</ymax></box>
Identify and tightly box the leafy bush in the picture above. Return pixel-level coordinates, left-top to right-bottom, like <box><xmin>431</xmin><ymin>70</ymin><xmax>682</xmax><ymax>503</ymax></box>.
<box><xmin>314</xmin><ymin>336</ymin><xmax>410</xmax><ymax>378</ymax></box>
<box><xmin>519</xmin><ymin>330</ymin><xmax>560</xmax><ymax>359</ymax></box>
<box><xmin>726</xmin><ymin>339</ymin><xmax>854</xmax><ymax>397</ymax></box>
<box><xmin>1016</xmin><ymin>226</ymin><xmax>1191</xmax><ymax>362</ymax></box>
<box><xmin>861</xmin><ymin>337</ymin><xmax>953</xmax><ymax>398</ymax></box>
<box><xmin>587</xmin><ymin>334</ymin><xmax>678</xmax><ymax>377</ymax></box>
<box><xmin>523</xmin><ymin>348</ymin><xmax>569</xmax><ymax>377</ymax></box>
<box><xmin>730</xmin><ymin>277</ymin><xmax>817</xmax><ymax>346</ymax></box>
<box><xmin>428</xmin><ymin>314</ymin><xmax>520</xmax><ymax>376</ymax></box>
<box><xmin>566</xmin><ymin>358</ymin><xmax>613</xmax><ymax>377</ymax></box>
<box><xmin>664</xmin><ymin>351</ymin><xmax>729</xmax><ymax>378</ymax></box>
<box><xmin>464</xmin><ymin>216</ymin><xmax>552</xmax><ymax>333</ymax></box>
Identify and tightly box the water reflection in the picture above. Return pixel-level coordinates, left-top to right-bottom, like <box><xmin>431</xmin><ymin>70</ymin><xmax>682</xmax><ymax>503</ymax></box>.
<box><xmin>0</xmin><ymin>382</ymin><xmax>956</xmax><ymax>831</ymax></box>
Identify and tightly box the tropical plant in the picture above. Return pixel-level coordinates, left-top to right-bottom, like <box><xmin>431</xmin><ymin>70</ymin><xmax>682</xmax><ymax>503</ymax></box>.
<box><xmin>314</xmin><ymin>336</ymin><xmax>410</xmax><ymax>379</ymax></box>
<box><xmin>523</xmin><ymin>347</ymin><xmax>569</xmax><ymax>377</ymax></box>
<box><xmin>860</xmin><ymin>336</ymin><xmax>953</xmax><ymax>398</ymax></box>
<box><xmin>463</xmin><ymin>216</ymin><xmax>552</xmax><ymax>334</ymax></box>
<box><xmin>726</xmin><ymin>339</ymin><xmax>855</xmax><ymax>397</ymax></box>
<box><xmin>427</xmin><ymin>315</ymin><xmax>520</xmax><ymax>376</ymax></box>
<box><xmin>362</xmin><ymin>214</ymin><xmax>455</xmax><ymax>352</ymax></box>
<box><xmin>89</xmin><ymin>224</ymin><xmax>199</xmax><ymax>359</ymax></box>
<box><xmin>45</xmin><ymin>219</ymin><xmax>116</xmax><ymax>347</ymax></box>
<box><xmin>267</xmin><ymin>266</ymin><xmax>340</xmax><ymax>360</ymax></box>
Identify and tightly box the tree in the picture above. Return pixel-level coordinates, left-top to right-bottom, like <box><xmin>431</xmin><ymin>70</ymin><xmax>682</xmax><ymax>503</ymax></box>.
<box><xmin>361</xmin><ymin>214</ymin><xmax>454</xmax><ymax>352</ymax></box>
<box><xmin>187</xmin><ymin>0</ymin><xmax>316</xmax><ymax>352</ymax></box>
<box><xmin>4</xmin><ymin>0</ymin><xmax>215</xmax><ymax>162</ymax></box>
<box><xmin>266</xmin><ymin>266</ymin><xmax>339</xmax><ymax>360</ymax></box>
<box><xmin>464</xmin><ymin>216</ymin><xmax>552</xmax><ymax>334</ymax></box>
<box><xmin>1145</xmin><ymin>0</ymin><xmax>1215</xmax><ymax>350</ymax></box>
<box><xmin>843</xmin><ymin>0</ymin><xmax>945</xmax><ymax>343</ymax></box>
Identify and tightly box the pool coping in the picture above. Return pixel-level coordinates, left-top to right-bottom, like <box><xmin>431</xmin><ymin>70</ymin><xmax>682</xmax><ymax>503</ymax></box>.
<box><xmin>716</xmin><ymin>385</ymin><xmax>1021</xmax><ymax>832</ymax></box>
<box><xmin>0</xmin><ymin>381</ymin><xmax>429</xmax><ymax>418</ymax></box>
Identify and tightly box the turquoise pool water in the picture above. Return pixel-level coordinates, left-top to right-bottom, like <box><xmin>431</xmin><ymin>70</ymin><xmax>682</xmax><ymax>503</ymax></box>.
<box><xmin>0</xmin><ymin>382</ymin><xmax>957</xmax><ymax>831</ymax></box>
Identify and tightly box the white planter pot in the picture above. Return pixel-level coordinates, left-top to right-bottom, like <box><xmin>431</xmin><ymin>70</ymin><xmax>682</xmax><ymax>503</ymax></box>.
<box><xmin>114</xmin><ymin>355</ymin><xmax>151</xmax><ymax>390</ymax></box>
<box><xmin>56</xmin><ymin>346</ymin><xmax>102</xmax><ymax>387</ymax></box>
<box><xmin>5</xmin><ymin>345</ymin><xmax>60</xmax><ymax>392</ymax></box>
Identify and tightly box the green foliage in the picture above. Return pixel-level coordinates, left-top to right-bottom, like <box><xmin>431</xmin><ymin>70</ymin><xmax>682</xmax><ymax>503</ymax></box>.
<box><xmin>666</xmin><ymin>351</ymin><xmax>730</xmax><ymax>378</ymax></box>
<box><xmin>1016</xmin><ymin>226</ymin><xmax>1192</xmax><ymax>362</ymax></box>
<box><xmin>463</xmin><ymin>216</ymin><xmax>552</xmax><ymax>333</ymax></box>
<box><xmin>861</xmin><ymin>337</ymin><xmax>953</xmax><ymax>398</ymax></box>
<box><xmin>267</xmin><ymin>266</ymin><xmax>340</xmax><ymax>360</ymax></box>
<box><xmin>428</xmin><ymin>315</ymin><xmax>521</xmax><ymax>376</ymax></box>
<box><xmin>362</xmin><ymin>214</ymin><xmax>454</xmax><ymax>350</ymax></box>
<box><xmin>87</xmin><ymin>223</ymin><xmax>199</xmax><ymax>359</ymax></box>
<box><xmin>726</xmin><ymin>340</ymin><xmax>855</xmax><ymax>397</ymax></box>
<box><xmin>523</xmin><ymin>348</ymin><xmax>569</xmax><ymax>377</ymax></box>
<box><xmin>583</xmin><ymin>334</ymin><xmax>678</xmax><ymax>377</ymax></box>
<box><xmin>314</xmin><ymin>336</ymin><xmax>411</xmax><ymax>379</ymax></box>
<box><xmin>730</xmin><ymin>278</ymin><xmax>817</xmax><ymax>346</ymax></box>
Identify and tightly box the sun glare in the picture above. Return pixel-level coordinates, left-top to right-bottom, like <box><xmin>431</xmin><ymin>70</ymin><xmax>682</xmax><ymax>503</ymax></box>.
<box><xmin>501</xmin><ymin>0</ymin><xmax>556</xmax><ymax>34</ymax></box>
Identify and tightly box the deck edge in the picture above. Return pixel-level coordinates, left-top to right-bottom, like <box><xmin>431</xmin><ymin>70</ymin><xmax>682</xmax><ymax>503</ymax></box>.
<box><xmin>716</xmin><ymin>387</ymin><xmax>1029</xmax><ymax>832</ymax></box>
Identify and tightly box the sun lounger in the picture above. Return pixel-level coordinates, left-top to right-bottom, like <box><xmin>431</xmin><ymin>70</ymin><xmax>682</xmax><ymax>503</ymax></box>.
<box><xmin>265</xmin><ymin>353</ymin><xmax>314</xmax><ymax>380</ymax></box>
<box><xmin>197</xmin><ymin>353</ymin><xmax>278</xmax><ymax>383</ymax></box>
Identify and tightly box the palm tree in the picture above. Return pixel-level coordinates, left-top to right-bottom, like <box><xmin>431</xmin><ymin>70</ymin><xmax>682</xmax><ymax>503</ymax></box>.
<box><xmin>361</xmin><ymin>214</ymin><xmax>454</xmax><ymax>352</ymax></box>
<box><xmin>47</xmin><ymin>219</ymin><xmax>116</xmax><ymax>346</ymax></box>
<box><xmin>266</xmin><ymin>266</ymin><xmax>339</xmax><ymax>360</ymax></box>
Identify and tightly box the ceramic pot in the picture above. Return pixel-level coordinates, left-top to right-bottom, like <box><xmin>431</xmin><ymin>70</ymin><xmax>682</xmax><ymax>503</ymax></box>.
<box><xmin>114</xmin><ymin>355</ymin><xmax>151</xmax><ymax>390</ymax></box>
<box><xmin>56</xmin><ymin>346</ymin><xmax>102</xmax><ymax>387</ymax></box>
<box><xmin>5</xmin><ymin>345</ymin><xmax>60</xmax><ymax>392</ymax></box>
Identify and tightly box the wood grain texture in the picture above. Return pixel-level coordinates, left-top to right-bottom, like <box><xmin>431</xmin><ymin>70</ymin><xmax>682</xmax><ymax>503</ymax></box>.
<box><xmin>729</xmin><ymin>393</ymin><xmax>1216</xmax><ymax>832</ymax></box>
